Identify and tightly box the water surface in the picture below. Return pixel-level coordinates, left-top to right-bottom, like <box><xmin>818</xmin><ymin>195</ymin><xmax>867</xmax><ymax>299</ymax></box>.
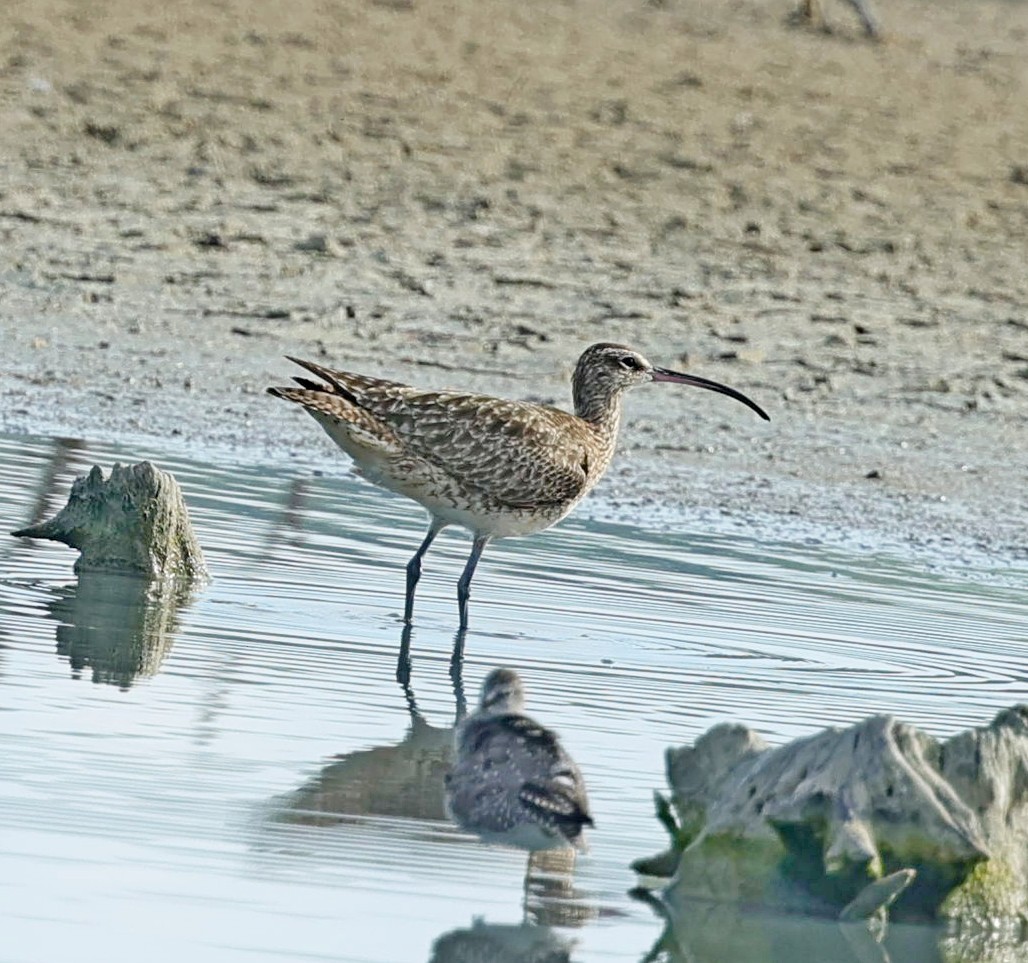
<box><xmin>1</xmin><ymin>433</ymin><xmax>1026</xmax><ymax>963</ymax></box>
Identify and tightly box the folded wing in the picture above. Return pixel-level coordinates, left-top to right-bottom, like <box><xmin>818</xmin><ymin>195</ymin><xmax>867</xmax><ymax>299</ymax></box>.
<box><xmin>273</xmin><ymin>357</ymin><xmax>592</xmax><ymax>509</ymax></box>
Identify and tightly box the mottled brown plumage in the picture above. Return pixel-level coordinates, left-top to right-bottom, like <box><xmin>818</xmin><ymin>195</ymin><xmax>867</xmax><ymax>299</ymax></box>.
<box><xmin>268</xmin><ymin>342</ymin><xmax>768</xmax><ymax>630</ymax></box>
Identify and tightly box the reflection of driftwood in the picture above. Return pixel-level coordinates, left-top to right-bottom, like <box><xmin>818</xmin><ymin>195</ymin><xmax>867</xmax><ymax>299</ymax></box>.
<box><xmin>48</xmin><ymin>573</ymin><xmax>194</xmax><ymax>689</ymax></box>
<box><xmin>638</xmin><ymin>707</ymin><xmax>1028</xmax><ymax>928</ymax></box>
<box><xmin>13</xmin><ymin>462</ymin><xmax>207</xmax><ymax>581</ymax></box>
<box><xmin>429</xmin><ymin>919</ymin><xmax>573</xmax><ymax>963</ymax></box>
<box><xmin>632</xmin><ymin>891</ymin><xmax>941</xmax><ymax>963</ymax></box>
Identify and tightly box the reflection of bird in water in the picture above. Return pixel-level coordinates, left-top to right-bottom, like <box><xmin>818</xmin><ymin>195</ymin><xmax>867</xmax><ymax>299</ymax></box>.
<box><xmin>445</xmin><ymin>669</ymin><xmax>592</xmax><ymax>860</ymax></box>
<box><xmin>521</xmin><ymin>850</ymin><xmax>599</xmax><ymax>929</ymax></box>
<box><xmin>279</xmin><ymin>712</ymin><xmax>455</xmax><ymax>824</ymax></box>
<box><xmin>429</xmin><ymin>918</ymin><xmax>573</xmax><ymax>963</ymax></box>
<box><xmin>277</xmin><ymin>626</ymin><xmax>462</xmax><ymax>825</ymax></box>
<box><xmin>263</xmin><ymin>477</ymin><xmax>312</xmax><ymax>554</ymax></box>
<box><xmin>11</xmin><ymin>436</ymin><xmax>87</xmax><ymax>542</ymax></box>
<box><xmin>268</xmin><ymin>343</ymin><xmax>768</xmax><ymax>634</ymax></box>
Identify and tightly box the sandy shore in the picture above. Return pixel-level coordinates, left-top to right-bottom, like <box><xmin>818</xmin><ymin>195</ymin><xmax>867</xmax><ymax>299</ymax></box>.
<box><xmin>1</xmin><ymin>0</ymin><xmax>1026</xmax><ymax>570</ymax></box>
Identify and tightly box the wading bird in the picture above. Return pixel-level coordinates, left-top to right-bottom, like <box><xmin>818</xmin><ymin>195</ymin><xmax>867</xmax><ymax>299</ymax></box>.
<box><xmin>445</xmin><ymin>667</ymin><xmax>592</xmax><ymax>859</ymax></box>
<box><xmin>268</xmin><ymin>342</ymin><xmax>769</xmax><ymax>630</ymax></box>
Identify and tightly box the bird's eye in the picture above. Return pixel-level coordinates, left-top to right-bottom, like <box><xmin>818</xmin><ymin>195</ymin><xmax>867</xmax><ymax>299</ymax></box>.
<box><xmin>619</xmin><ymin>356</ymin><xmax>641</xmax><ymax>370</ymax></box>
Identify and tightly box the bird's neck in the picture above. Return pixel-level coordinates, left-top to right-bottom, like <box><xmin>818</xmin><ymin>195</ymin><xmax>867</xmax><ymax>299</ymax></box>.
<box><xmin>478</xmin><ymin>697</ymin><xmax>523</xmax><ymax>718</ymax></box>
<box><xmin>575</xmin><ymin>390</ymin><xmax>620</xmax><ymax>458</ymax></box>
<box><xmin>574</xmin><ymin>386</ymin><xmax>623</xmax><ymax>437</ymax></box>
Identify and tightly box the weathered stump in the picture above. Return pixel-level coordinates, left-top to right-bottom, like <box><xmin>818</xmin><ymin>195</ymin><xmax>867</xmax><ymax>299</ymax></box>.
<box><xmin>13</xmin><ymin>461</ymin><xmax>206</xmax><ymax>687</ymax></box>
<box><xmin>13</xmin><ymin>461</ymin><xmax>207</xmax><ymax>581</ymax></box>
<box><xmin>636</xmin><ymin>706</ymin><xmax>1028</xmax><ymax>929</ymax></box>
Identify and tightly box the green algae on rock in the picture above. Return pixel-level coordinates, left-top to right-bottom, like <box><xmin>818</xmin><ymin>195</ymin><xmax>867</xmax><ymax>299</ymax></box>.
<box><xmin>638</xmin><ymin>707</ymin><xmax>1028</xmax><ymax>928</ymax></box>
<box><xmin>12</xmin><ymin>461</ymin><xmax>207</xmax><ymax>582</ymax></box>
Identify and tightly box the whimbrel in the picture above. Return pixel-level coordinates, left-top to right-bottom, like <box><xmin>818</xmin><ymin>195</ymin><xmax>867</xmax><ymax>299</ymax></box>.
<box><xmin>445</xmin><ymin>668</ymin><xmax>592</xmax><ymax>856</ymax></box>
<box><xmin>268</xmin><ymin>343</ymin><xmax>769</xmax><ymax>630</ymax></box>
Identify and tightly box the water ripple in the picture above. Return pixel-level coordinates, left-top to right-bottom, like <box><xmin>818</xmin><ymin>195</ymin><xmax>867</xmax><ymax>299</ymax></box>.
<box><xmin>2</xmin><ymin>432</ymin><xmax>1027</xmax><ymax>962</ymax></box>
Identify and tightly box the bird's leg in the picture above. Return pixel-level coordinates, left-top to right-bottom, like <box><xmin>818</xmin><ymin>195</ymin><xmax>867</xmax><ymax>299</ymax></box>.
<box><xmin>396</xmin><ymin>623</ymin><xmax>414</xmax><ymax>687</ymax></box>
<box><xmin>404</xmin><ymin>520</ymin><xmax>444</xmax><ymax>624</ymax></box>
<box><xmin>522</xmin><ymin>851</ymin><xmax>535</xmax><ymax>920</ymax></box>
<box><xmin>450</xmin><ymin>628</ymin><xmax>468</xmax><ymax>721</ymax></box>
<box><xmin>456</xmin><ymin>535</ymin><xmax>490</xmax><ymax>631</ymax></box>
<box><xmin>395</xmin><ymin>624</ymin><xmax>430</xmax><ymax>729</ymax></box>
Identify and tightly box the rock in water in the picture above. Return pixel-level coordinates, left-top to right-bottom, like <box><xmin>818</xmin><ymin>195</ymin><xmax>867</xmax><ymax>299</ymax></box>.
<box><xmin>638</xmin><ymin>707</ymin><xmax>1028</xmax><ymax>927</ymax></box>
<box><xmin>12</xmin><ymin>461</ymin><xmax>207</xmax><ymax>582</ymax></box>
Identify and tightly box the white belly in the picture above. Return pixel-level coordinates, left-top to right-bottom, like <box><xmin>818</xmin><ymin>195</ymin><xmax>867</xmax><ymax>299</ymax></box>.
<box><xmin>358</xmin><ymin>466</ymin><xmax>581</xmax><ymax>539</ymax></box>
<box><xmin>312</xmin><ymin>410</ymin><xmax>592</xmax><ymax>539</ymax></box>
<box><xmin>417</xmin><ymin>496</ymin><xmax>575</xmax><ymax>539</ymax></box>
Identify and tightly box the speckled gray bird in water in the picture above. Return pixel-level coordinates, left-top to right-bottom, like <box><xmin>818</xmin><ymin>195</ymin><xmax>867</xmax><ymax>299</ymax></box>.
<box><xmin>445</xmin><ymin>668</ymin><xmax>592</xmax><ymax>854</ymax></box>
<box><xmin>268</xmin><ymin>343</ymin><xmax>769</xmax><ymax>630</ymax></box>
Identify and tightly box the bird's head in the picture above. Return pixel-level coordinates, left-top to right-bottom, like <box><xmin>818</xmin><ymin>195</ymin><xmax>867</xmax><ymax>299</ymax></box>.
<box><xmin>574</xmin><ymin>343</ymin><xmax>655</xmax><ymax>395</ymax></box>
<box><xmin>478</xmin><ymin>667</ymin><xmax>526</xmax><ymax>716</ymax></box>
<box><xmin>573</xmin><ymin>342</ymin><xmax>770</xmax><ymax>422</ymax></box>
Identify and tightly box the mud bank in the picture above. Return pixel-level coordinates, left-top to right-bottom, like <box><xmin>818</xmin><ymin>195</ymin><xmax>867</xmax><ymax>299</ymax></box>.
<box><xmin>1</xmin><ymin>0</ymin><xmax>1025</xmax><ymax>569</ymax></box>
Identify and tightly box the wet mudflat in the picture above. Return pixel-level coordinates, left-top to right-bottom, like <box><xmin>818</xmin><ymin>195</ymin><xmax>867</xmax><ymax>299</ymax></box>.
<box><xmin>1</xmin><ymin>432</ymin><xmax>1027</xmax><ymax>963</ymax></box>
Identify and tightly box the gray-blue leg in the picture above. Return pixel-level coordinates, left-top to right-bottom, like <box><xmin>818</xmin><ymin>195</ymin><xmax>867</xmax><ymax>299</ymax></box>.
<box><xmin>456</xmin><ymin>535</ymin><xmax>490</xmax><ymax>631</ymax></box>
<box><xmin>396</xmin><ymin>623</ymin><xmax>414</xmax><ymax>687</ymax></box>
<box><xmin>405</xmin><ymin>520</ymin><xmax>444</xmax><ymax>625</ymax></box>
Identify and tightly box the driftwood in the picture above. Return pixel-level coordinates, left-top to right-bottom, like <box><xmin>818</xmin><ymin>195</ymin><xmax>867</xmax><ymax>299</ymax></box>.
<box><xmin>636</xmin><ymin>706</ymin><xmax>1028</xmax><ymax>930</ymax></box>
<box><xmin>12</xmin><ymin>461</ymin><xmax>205</xmax><ymax>687</ymax></box>
<box><xmin>13</xmin><ymin>461</ymin><xmax>207</xmax><ymax>581</ymax></box>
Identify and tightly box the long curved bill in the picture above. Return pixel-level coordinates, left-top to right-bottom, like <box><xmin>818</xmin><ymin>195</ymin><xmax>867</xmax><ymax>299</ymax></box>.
<box><xmin>651</xmin><ymin>367</ymin><xmax>770</xmax><ymax>421</ymax></box>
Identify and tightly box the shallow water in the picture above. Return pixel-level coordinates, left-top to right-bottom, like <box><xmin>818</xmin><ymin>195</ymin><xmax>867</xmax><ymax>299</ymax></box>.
<box><xmin>1</xmin><ymin>432</ymin><xmax>1027</xmax><ymax>963</ymax></box>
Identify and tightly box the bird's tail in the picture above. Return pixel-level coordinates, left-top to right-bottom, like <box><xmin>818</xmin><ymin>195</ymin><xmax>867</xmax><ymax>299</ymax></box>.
<box><xmin>519</xmin><ymin>782</ymin><xmax>594</xmax><ymax>845</ymax></box>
